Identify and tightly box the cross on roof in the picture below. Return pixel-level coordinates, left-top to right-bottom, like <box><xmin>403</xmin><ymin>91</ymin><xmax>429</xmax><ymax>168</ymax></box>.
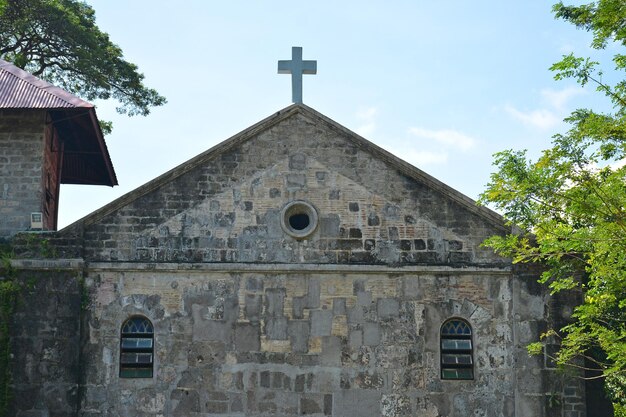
<box><xmin>277</xmin><ymin>47</ymin><xmax>317</xmax><ymax>104</ymax></box>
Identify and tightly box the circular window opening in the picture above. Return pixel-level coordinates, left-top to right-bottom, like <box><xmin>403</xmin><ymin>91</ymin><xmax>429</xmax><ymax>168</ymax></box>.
<box><xmin>289</xmin><ymin>213</ymin><xmax>310</xmax><ymax>230</ymax></box>
<box><xmin>281</xmin><ymin>201</ymin><xmax>318</xmax><ymax>239</ymax></box>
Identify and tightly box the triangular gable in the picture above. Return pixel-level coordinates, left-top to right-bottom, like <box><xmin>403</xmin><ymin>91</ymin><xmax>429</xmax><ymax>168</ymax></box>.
<box><xmin>68</xmin><ymin>104</ymin><xmax>504</xmax><ymax>233</ymax></box>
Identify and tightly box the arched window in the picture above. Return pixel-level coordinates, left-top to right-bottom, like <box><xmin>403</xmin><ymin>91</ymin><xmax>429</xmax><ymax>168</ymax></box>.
<box><xmin>120</xmin><ymin>316</ymin><xmax>154</xmax><ymax>378</ymax></box>
<box><xmin>440</xmin><ymin>318</ymin><xmax>473</xmax><ymax>380</ymax></box>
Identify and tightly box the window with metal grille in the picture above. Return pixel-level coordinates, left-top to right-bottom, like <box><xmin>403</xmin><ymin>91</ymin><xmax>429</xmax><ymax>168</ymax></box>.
<box><xmin>440</xmin><ymin>318</ymin><xmax>473</xmax><ymax>380</ymax></box>
<box><xmin>120</xmin><ymin>316</ymin><xmax>154</xmax><ymax>378</ymax></box>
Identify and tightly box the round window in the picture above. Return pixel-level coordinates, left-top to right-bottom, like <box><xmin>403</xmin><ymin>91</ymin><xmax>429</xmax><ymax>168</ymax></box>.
<box><xmin>280</xmin><ymin>201</ymin><xmax>318</xmax><ymax>239</ymax></box>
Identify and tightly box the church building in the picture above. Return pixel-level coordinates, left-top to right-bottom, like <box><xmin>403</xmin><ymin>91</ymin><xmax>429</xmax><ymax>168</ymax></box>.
<box><xmin>0</xmin><ymin>53</ymin><xmax>593</xmax><ymax>417</ymax></box>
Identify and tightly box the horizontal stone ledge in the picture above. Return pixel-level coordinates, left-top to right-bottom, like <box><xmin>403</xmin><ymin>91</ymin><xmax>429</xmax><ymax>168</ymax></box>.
<box><xmin>84</xmin><ymin>261</ymin><xmax>512</xmax><ymax>275</ymax></box>
<box><xmin>10</xmin><ymin>258</ymin><xmax>84</xmax><ymax>270</ymax></box>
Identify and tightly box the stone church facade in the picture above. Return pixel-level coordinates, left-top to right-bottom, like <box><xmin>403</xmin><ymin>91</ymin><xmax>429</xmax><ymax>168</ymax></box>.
<box><xmin>1</xmin><ymin>59</ymin><xmax>590</xmax><ymax>416</ymax></box>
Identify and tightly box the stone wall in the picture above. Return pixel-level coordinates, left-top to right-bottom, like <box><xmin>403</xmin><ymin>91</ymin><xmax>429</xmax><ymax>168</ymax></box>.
<box><xmin>3</xmin><ymin>261</ymin><xmax>587</xmax><ymax>417</ymax></box>
<box><xmin>0</xmin><ymin>110</ymin><xmax>46</xmax><ymax>238</ymax></box>
<box><xmin>9</xmin><ymin>260</ymin><xmax>82</xmax><ymax>417</ymax></box>
<box><xmin>78</xmin><ymin>263</ymin><xmax>561</xmax><ymax>417</ymax></box>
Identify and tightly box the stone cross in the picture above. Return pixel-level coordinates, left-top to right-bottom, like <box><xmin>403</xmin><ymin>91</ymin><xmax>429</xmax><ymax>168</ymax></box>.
<box><xmin>277</xmin><ymin>47</ymin><xmax>317</xmax><ymax>104</ymax></box>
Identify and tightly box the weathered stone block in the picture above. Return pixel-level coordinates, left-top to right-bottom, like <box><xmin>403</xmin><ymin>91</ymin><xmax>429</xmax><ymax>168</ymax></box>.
<box><xmin>368</xmin><ymin>213</ymin><xmax>380</xmax><ymax>226</ymax></box>
<box><xmin>310</xmin><ymin>309</ymin><xmax>333</xmax><ymax>336</ymax></box>
<box><xmin>265</xmin><ymin>316</ymin><xmax>288</xmax><ymax>340</ymax></box>
<box><xmin>265</xmin><ymin>288</ymin><xmax>285</xmax><ymax>316</ymax></box>
<box><xmin>286</xmin><ymin>173</ymin><xmax>307</xmax><ymax>189</ymax></box>
<box><xmin>171</xmin><ymin>389</ymin><xmax>201</xmax><ymax>415</ymax></box>
<box><xmin>320</xmin><ymin>214</ymin><xmax>340</xmax><ymax>238</ymax></box>
<box><xmin>324</xmin><ymin>393</ymin><xmax>333</xmax><ymax>415</ymax></box>
<box><xmin>192</xmin><ymin>317</ymin><xmax>231</xmax><ymax>342</ymax></box>
<box><xmin>288</xmin><ymin>320</ymin><xmax>310</xmax><ymax>353</ymax></box>
<box><xmin>333</xmin><ymin>390</ymin><xmax>382</xmax><ymax>417</ymax></box>
<box><xmin>244</xmin><ymin>293</ymin><xmax>262</xmax><ymax>322</ymax></box>
<box><xmin>332</xmin><ymin>298</ymin><xmax>346</xmax><ymax>315</ymax></box>
<box><xmin>347</xmin><ymin>305</ymin><xmax>365</xmax><ymax>324</ymax></box>
<box><xmin>301</xmin><ymin>395</ymin><xmax>323</xmax><ymax>414</ymax></box>
<box><xmin>234</xmin><ymin>323</ymin><xmax>260</xmax><ymax>351</ymax></box>
<box><xmin>292</xmin><ymin>296</ymin><xmax>306</xmax><ymax>319</ymax></box>
<box><xmin>306</xmin><ymin>278</ymin><xmax>321</xmax><ymax>309</ymax></box>
<box><xmin>294</xmin><ymin>374</ymin><xmax>306</xmax><ymax>393</ymax></box>
<box><xmin>349</xmin><ymin>329</ymin><xmax>363</xmax><ymax>349</ymax></box>
<box><xmin>289</xmin><ymin>153</ymin><xmax>307</xmax><ymax>170</ymax></box>
<box><xmin>377</xmin><ymin>298</ymin><xmax>400</xmax><ymax>319</ymax></box>
<box><xmin>231</xmin><ymin>394</ymin><xmax>244</xmax><ymax>412</ymax></box>
<box><xmin>261</xmin><ymin>337</ymin><xmax>291</xmax><ymax>353</ymax></box>
<box><xmin>363</xmin><ymin>323</ymin><xmax>381</xmax><ymax>346</ymax></box>
<box><xmin>187</xmin><ymin>341</ymin><xmax>226</xmax><ymax>366</ymax></box>
<box><xmin>321</xmin><ymin>336</ymin><xmax>342</xmax><ymax>366</ymax></box>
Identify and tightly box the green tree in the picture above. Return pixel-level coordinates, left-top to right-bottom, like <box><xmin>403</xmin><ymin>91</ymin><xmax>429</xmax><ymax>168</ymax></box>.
<box><xmin>0</xmin><ymin>0</ymin><xmax>165</xmax><ymax>132</ymax></box>
<box><xmin>480</xmin><ymin>1</ymin><xmax>626</xmax><ymax>413</ymax></box>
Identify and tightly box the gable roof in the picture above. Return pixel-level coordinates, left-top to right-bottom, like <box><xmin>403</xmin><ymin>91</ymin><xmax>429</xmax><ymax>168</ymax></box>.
<box><xmin>0</xmin><ymin>58</ymin><xmax>117</xmax><ymax>186</ymax></box>
<box><xmin>66</xmin><ymin>104</ymin><xmax>506</xmax><ymax>233</ymax></box>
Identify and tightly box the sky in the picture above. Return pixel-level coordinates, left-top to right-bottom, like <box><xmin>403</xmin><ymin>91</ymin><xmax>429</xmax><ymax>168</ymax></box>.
<box><xmin>57</xmin><ymin>1</ymin><xmax>616</xmax><ymax>228</ymax></box>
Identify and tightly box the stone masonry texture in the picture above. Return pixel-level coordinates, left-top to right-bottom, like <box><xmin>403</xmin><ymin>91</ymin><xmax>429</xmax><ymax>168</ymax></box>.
<box><xmin>8</xmin><ymin>264</ymin><xmax>82</xmax><ymax>417</ymax></box>
<box><xmin>7</xmin><ymin>105</ymin><xmax>590</xmax><ymax>416</ymax></box>
<box><xmin>0</xmin><ymin>110</ymin><xmax>47</xmax><ymax>238</ymax></box>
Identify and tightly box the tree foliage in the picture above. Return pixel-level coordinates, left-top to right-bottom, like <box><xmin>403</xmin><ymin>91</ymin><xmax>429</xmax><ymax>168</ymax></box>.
<box><xmin>0</xmin><ymin>0</ymin><xmax>165</xmax><ymax>124</ymax></box>
<box><xmin>480</xmin><ymin>1</ymin><xmax>626</xmax><ymax>412</ymax></box>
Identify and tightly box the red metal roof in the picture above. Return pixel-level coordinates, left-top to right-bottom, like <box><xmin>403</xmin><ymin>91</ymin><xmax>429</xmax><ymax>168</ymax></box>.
<box><xmin>0</xmin><ymin>58</ymin><xmax>117</xmax><ymax>186</ymax></box>
<box><xmin>0</xmin><ymin>58</ymin><xmax>92</xmax><ymax>109</ymax></box>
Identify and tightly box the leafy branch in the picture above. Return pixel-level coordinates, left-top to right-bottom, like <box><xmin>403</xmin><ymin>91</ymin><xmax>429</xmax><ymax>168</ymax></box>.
<box><xmin>0</xmin><ymin>0</ymin><xmax>166</xmax><ymax>128</ymax></box>
<box><xmin>481</xmin><ymin>1</ymin><xmax>626</xmax><ymax>412</ymax></box>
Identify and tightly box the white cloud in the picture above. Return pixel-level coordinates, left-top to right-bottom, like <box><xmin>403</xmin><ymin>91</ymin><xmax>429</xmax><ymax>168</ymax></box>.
<box><xmin>395</xmin><ymin>148</ymin><xmax>449</xmax><ymax>166</ymax></box>
<box><xmin>505</xmin><ymin>86</ymin><xmax>584</xmax><ymax>130</ymax></box>
<box><xmin>355</xmin><ymin>107</ymin><xmax>377</xmax><ymax>137</ymax></box>
<box><xmin>504</xmin><ymin>104</ymin><xmax>560</xmax><ymax>130</ymax></box>
<box><xmin>541</xmin><ymin>87</ymin><xmax>585</xmax><ymax>110</ymax></box>
<box><xmin>408</xmin><ymin>127</ymin><xmax>478</xmax><ymax>151</ymax></box>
